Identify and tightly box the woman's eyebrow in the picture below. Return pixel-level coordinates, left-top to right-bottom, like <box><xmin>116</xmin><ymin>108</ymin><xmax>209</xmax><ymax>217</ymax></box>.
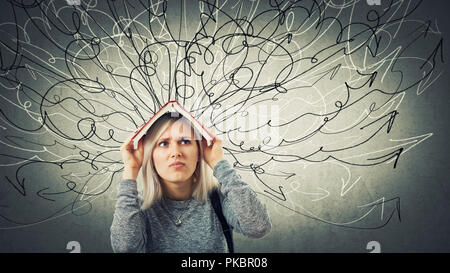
<box><xmin>158</xmin><ymin>136</ymin><xmax>191</xmax><ymax>141</ymax></box>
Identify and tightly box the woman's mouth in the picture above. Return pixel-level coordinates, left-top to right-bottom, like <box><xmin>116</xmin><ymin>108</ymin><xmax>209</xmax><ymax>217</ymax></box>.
<box><xmin>170</xmin><ymin>162</ymin><xmax>185</xmax><ymax>168</ymax></box>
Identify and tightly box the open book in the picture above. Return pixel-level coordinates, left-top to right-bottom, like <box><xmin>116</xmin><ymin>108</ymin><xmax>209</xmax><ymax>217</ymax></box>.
<box><xmin>131</xmin><ymin>101</ymin><xmax>214</xmax><ymax>149</ymax></box>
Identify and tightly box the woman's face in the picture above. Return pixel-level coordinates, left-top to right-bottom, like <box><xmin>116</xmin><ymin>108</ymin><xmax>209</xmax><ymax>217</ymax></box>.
<box><xmin>152</xmin><ymin>119</ymin><xmax>199</xmax><ymax>185</ymax></box>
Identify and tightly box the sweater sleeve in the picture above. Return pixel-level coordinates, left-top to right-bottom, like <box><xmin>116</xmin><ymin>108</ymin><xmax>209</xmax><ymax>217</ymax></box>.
<box><xmin>110</xmin><ymin>179</ymin><xmax>148</xmax><ymax>253</ymax></box>
<box><xmin>213</xmin><ymin>159</ymin><xmax>272</xmax><ymax>239</ymax></box>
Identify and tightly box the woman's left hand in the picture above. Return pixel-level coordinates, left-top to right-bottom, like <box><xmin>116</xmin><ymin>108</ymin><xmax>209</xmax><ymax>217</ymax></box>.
<box><xmin>202</xmin><ymin>129</ymin><xmax>224</xmax><ymax>170</ymax></box>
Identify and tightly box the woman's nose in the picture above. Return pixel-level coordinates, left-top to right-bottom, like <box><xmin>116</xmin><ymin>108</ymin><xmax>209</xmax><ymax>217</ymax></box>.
<box><xmin>169</xmin><ymin>143</ymin><xmax>182</xmax><ymax>157</ymax></box>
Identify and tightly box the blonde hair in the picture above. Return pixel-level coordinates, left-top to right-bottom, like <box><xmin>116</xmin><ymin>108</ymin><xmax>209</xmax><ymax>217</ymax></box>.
<box><xmin>140</xmin><ymin>113</ymin><xmax>218</xmax><ymax>210</ymax></box>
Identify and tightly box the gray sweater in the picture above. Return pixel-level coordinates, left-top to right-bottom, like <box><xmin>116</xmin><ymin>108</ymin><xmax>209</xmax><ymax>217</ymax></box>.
<box><xmin>110</xmin><ymin>159</ymin><xmax>272</xmax><ymax>253</ymax></box>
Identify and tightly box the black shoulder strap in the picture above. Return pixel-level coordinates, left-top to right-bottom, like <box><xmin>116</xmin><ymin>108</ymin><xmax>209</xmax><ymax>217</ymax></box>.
<box><xmin>210</xmin><ymin>188</ymin><xmax>234</xmax><ymax>253</ymax></box>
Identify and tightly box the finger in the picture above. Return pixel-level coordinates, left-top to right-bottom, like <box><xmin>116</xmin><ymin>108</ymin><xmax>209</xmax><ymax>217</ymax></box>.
<box><xmin>121</xmin><ymin>145</ymin><xmax>134</xmax><ymax>152</ymax></box>
<box><xmin>203</xmin><ymin>136</ymin><xmax>215</xmax><ymax>147</ymax></box>
<box><xmin>137</xmin><ymin>138</ymin><xmax>144</xmax><ymax>152</ymax></box>
<box><xmin>122</xmin><ymin>142</ymin><xmax>133</xmax><ymax>150</ymax></box>
<box><xmin>210</xmin><ymin>136</ymin><xmax>222</xmax><ymax>145</ymax></box>
<box><xmin>126</xmin><ymin>130</ymin><xmax>141</xmax><ymax>144</ymax></box>
<box><xmin>121</xmin><ymin>142</ymin><xmax>133</xmax><ymax>151</ymax></box>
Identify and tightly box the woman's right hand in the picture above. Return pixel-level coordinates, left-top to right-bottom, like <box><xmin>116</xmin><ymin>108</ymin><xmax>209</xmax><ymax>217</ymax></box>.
<box><xmin>120</xmin><ymin>132</ymin><xmax>144</xmax><ymax>180</ymax></box>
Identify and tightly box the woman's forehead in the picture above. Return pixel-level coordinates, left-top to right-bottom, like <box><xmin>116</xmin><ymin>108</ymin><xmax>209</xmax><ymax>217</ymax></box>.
<box><xmin>160</xmin><ymin>120</ymin><xmax>194</xmax><ymax>138</ymax></box>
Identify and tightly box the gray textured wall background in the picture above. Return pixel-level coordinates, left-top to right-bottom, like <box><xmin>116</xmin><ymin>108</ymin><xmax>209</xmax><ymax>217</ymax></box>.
<box><xmin>0</xmin><ymin>0</ymin><xmax>449</xmax><ymax>252</ymax></box>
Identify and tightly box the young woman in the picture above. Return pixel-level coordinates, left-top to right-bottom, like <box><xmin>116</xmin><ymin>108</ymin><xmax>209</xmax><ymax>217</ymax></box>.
<box><xmin>110</xmin><ymin>113</ymin><xmax>272</xmax><ymax>253</ymax></box>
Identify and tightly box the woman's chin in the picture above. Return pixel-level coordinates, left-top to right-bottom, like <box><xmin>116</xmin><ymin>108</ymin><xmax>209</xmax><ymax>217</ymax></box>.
<box><xmin>165</xmin><ymin>176</ymin><xmax>193</xmax><ymax>184</ymax></box>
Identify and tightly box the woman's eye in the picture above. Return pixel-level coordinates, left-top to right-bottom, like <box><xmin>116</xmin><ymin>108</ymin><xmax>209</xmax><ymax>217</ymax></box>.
<box><xmin>159</xmin><ymin>141</ymin><xmax>168</xmax><ymax>147</ymax></box>
<box><xmin>158</xmin><ymin>139</ymin><xmax>189</xmax><ymax>146</ymax></box>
